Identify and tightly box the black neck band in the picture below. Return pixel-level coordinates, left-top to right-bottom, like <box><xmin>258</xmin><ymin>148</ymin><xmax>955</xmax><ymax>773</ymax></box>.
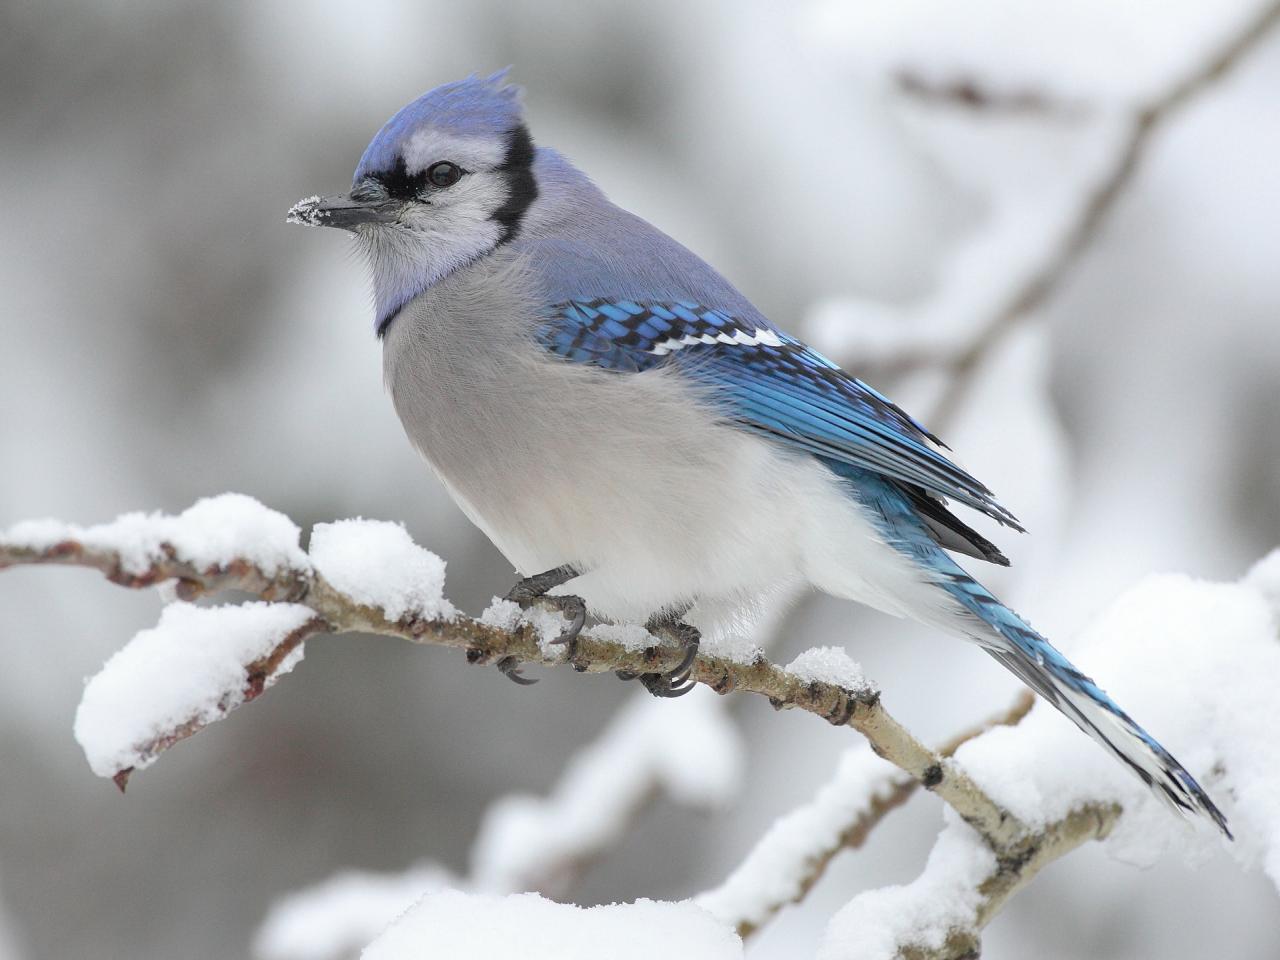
<box><xmin>491</xmin><ymin>124</ymin><xmax>538</xmax><ymax>245</ymax></box>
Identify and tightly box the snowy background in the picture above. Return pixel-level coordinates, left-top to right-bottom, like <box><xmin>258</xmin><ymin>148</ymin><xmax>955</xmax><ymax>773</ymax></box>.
<box><xmin>2</xmin><ymin>1</ymin><xmax>1279</xmax><ymax>957</ymax></box>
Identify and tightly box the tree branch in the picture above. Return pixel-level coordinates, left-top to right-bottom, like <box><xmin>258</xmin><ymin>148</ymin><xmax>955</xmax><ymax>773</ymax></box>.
<box><xmin>699</xmin><ymin>693</ymin><xmax>1034</xmax><ymax>939</ymax></box>
<box><xmin>8</xmin><ymin>506</ymin><xmax>1269</xmax><ymax>960</ymax></box>
<box><xmin>933</xmin><ymin>0</ymin><xmax>1280</xmax><ymax>420</ymax></box>
<box><xmin>0</xmin><ymin>519</ymin><xmax>1026</xmax><ymax>855</ymax></box>
<box><xmin>111</xmin><ymin>612</ymin><xmax>329</xmax><ymax>791</ymax></box>
<box><xmin>836</xmin><ymin>0</ymin><xmax>1280</xmax><ymax>427</ymax></box>
<box><xmin>893</xmin><ymin>72</ymin><xmax>1087</xmax><ymax>117</ymax></box>
<box><xmin>823</xmin><ymin>801</ymin><xmax>1121</xmax><ymax>960</ymax></box>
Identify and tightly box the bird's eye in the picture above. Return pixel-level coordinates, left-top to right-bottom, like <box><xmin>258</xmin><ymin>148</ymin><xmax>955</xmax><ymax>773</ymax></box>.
<box><xmin>426</xmin><ymin>161</ymin><xmax>463</xmax><ymax>188</ymax></box>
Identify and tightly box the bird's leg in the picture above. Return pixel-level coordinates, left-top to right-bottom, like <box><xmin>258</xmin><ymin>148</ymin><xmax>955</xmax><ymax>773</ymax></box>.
<box><xmin>500</xmin><ymin>564</ymin><xmax>587</xmax><ymax>684</ymax></box>
<box><xmin>616</xmin><ymin>607</ymin><xmax>701</xmax><ymax>698</ymax></box>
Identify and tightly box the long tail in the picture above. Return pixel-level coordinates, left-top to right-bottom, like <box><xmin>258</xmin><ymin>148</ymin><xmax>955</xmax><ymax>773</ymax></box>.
<box><xmin>928</xmin><ymin>549</ymin><xmax>1230</xmax><ymax>837</ymax></box>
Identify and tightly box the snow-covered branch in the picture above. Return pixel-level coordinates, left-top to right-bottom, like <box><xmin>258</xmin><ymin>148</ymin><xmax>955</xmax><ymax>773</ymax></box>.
<box><xmin>6</xmin><ymin>498</ymin><xmax>1280</xmax><ymax>959</ymax></box>
<box><xmin>808</xmin><ymin>0</ymin><xmax>1280</xmax><ymax>425</ymax></box>
<box><xmin>811</xmin><ymin>556</ymin><xmax>1280</xmax><ymax>959</ymax></box>
<box><xmin>698</xmin><ymin>693</ymin><xmax>1034</xmax><ymax>939</ymax></box>
<box><xmin>471</xmin><ymin>690</ymin><xmax>743</xmax><ymax>896</ymax></box>
<box><xmin>0</xmin><ymin>495</ymin><xmax>1022</xmax><ymax>853</ymax></box>
<box><xmin>77</xmin><ymin>602</ymin><xmax>327</xmax><ymax>790</ymax></box>
<box><xmin>817</xmin><ymin>803</ymin><xmax>1120</xmax><ymax>960</ymax></box>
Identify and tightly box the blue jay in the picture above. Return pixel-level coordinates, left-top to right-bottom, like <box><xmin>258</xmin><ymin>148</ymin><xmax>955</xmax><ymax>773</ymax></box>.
<box><xmin>289</xmin><ymin>71</ymin><xmax>1228</xmax><ymax>835</ymax></box>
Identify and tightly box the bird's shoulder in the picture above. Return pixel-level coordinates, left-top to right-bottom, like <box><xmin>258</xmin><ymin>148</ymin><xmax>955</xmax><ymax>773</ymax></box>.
<box><xmin>516</xmin><ymin>153</ymin><xmax>766</xmax><ymax>325</ymax></box>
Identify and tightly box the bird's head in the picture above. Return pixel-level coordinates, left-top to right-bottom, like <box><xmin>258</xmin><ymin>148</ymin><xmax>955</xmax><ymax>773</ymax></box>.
<box><xmin>289</xmin><ymin>70</ymin><xmax>538</xmax><ymax>334</ymax></box>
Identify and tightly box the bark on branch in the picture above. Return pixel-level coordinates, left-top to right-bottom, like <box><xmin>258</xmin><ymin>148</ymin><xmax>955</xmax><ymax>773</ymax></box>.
<box><xmin>0</xmin><ymin>532</ymin><xmax>1029</xmax><ymax>854</ymax></box>
<box><xmin>702</xmin><ymin>693</ymin><xmax>1035</xmax><ymax>940</ymax></box>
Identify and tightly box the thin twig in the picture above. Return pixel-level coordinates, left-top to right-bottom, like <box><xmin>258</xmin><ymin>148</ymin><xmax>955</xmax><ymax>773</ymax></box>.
<box><xmin>894</xmin><ymin>72</ymin><xmax>1087</xmax><ymax>117</ymax></box>
<box><xmin>702</xmin><ymin>693</ymin><xmax>1034</xmax><ymax>939</ymax></box>
<box><xmin>887</xmin><ymin>802</ymin><xmax>1122</xmax><ymax>960</ymax></box>
<box><xmin>112</xmin><ymin>613</ymin><xmax>330</xmax><ymax>791</ymax></box>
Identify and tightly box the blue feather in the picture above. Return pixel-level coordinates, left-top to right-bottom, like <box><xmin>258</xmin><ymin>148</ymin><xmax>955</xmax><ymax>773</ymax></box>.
<box><xmin>538</xmin><ymin>298</ymin><xmax>1021</xmax><ymax>530</ymax></box>
<box><xmin>355</xmin><ymin>69</ymin><xmax>524</xmax><ymax>183</ymax></box>
<box><xmin>838</xmin><ymin>463</ymin><xmax>1231</xmax><ymax>836</ymax></box>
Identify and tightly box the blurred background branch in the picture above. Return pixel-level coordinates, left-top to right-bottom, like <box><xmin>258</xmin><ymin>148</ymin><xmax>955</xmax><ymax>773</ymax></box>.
<box><xmin>813</xmin><ymin>0</ymin><xmax>1280</xmax><ymax>426</ymax></box>
<box><xmin>699</xmin><ymin>693</ymin><xmax>1034</xmax><ymax>940</ymax></box>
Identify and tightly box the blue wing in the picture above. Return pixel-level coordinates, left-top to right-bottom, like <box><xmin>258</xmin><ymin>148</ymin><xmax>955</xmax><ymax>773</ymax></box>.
<box><xmin>538</xmin><ymin>299</ymin><xmax>1022</xmax><ymax>530</ymax></box>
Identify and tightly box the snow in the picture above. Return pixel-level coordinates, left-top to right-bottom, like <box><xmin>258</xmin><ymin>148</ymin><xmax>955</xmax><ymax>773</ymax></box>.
<box><xmin>255</xmin><ymin>864</ymin><xmax>458</xmax><ymax>960</ymax></box>
<box><xmin>785</xmin><ymin>646</ymin><xmax>873</xmax><ymax>694</ymax></box>
<box><xmin>1244</xmin><ymin>548</ymin><xmax>1280</xmax><ymax>618</ymax></box>
<box><xmin>74</xmin><ymin>601</ymin><xmax>315</xmax><ymax>778</ymax></box>
<box><xmin>955</xmin><ymin>570</ymin><xmax>1280</xmax><ymax>877</ymax></box>
<box><xmin>285</xmin><ymin>195</ymin><xmax>324</xmax><ymax>226</ymax></box>
<box><xmin>697</xmin><ymin>745</ymin><xmax>900</xmax><ymax>930</ymax></box>
<box><xmin>807</xmin><ymin>561</ymin><xmax>1280</xmax><ymax>958</ymax></box>
<box><xmin>806</xmin><ymin>111</ymin><xmax>1132</xmax><ymax>374</ymax></box>
<box><xmin>478</xmin><ymin>597</ymin><xmax>565</xmax><ymax>653</ymax></box>
<box><xmin>480</xmin><ymin>598</ymin><xmax>652</xmax><ymax>654</ymax></box>
<box><xmin>3</xmin><ymin>493</ymin><xmax>308</xmax><ymax>576</ymax></box>
<box><xmin>308</xmin><ymin>519</ymin><xmax>454</xmax><ymax>622</ymax></box>
<box><xmin>479</xmin><ymin>597</ymin><xmax>522</xmax><ymax>631</ymax></box>
<box><xmin>479</xmin><ymin>597</ymin><xmax>559</xmax><ymax>659</ymax></box>
<box><xmin>817</xmin><ymin>813</ymin><xmax>994</xmax><ymax>960</ymax></box>
<box><xmin>360</xmin><ymin>891</ymin><xmax>742</xmax><ymax>960</ymax></box>
<box><xmin>471</xmin><ymin>689</ymin><xmax>742</xmax><ymax>892</ymax></box>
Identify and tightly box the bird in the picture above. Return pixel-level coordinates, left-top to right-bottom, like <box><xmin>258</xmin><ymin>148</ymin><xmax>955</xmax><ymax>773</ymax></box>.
<box><xmin>287</xmin><ymin>70</ymin><xmax>1229</xmax><ymax>836</ymax></box>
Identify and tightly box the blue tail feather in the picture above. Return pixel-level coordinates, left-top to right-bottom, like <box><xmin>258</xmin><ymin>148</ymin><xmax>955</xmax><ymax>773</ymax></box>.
<box><xmin>936</xmin><ymin>558</ymin><xmax>1229</xmax><ymax>836</ymax></box>
<box><xmin>840</xmin><ymin>465</ymin><xmax>1231</xmax><ymax>837</ymax></box>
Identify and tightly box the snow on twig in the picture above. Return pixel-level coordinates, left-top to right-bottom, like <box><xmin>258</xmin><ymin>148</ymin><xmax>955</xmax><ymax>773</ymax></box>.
<box><xmin>254</xmin><ymin>864</ymin><xmax>460</xmax><ymax>960</ymax></box>
<box><xmin>698</xmin><ymin>694</ymin><xmax>1034</xmax><ymax>939</ymax></box>
<box><xmin>0</xmin><ymin>496</ymin><xmax>1020</xmax><ymax>852</ymax></box>
<box><xmin>309</xmin><ymin>519</ymin><xmax>454</xmax><ymax>622</ymax></box>
<box><xmin>76</xmin><ymin>601</ymin><xmax>324</xmax><ymax>789</ymax></box>
<box><xmin>362</xmin><ymin>890</ymin><xmax>743</xmax><ymax>960</ymax></box>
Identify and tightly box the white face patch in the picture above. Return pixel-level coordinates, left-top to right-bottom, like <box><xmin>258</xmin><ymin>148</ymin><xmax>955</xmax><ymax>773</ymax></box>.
<box><xmin>401</xmin><ymin>127</ymin><xmax>508</xmax><ymax>175</ymax></box>
<box><xmin>354</xmin><ymin>123</ymin><xmax>536</xmax><ymax>330</ymax></box>
<box><xmin>647</xmin><ymin>327</ymin><xmax>783</xmax><ymax>357</ymax></box>
<box><xmin>354</xmin><ymin>167</ymin><xmax>511</xmax><ymax>329</ymax></box>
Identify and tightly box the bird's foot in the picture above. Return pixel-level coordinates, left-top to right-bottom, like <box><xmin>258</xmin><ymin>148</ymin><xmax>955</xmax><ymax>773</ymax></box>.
<box><xmin>501</xmin><ymin>565</ymin><xmax>586</xmax><ymax>683</ymax></box>
<box><xmin>495</xmin><ymin>655</ymin><xmax>538</xmax><ymax>686</ymax></box>
<box><xmin>533</xmin><ymin>593</ymin><xmax>588</xmax><ymax>648</ymax></box>
<box><xmin>616</xmin><ymin>615</ymin><xmax>700</xmax><ymax>698</ymax></box>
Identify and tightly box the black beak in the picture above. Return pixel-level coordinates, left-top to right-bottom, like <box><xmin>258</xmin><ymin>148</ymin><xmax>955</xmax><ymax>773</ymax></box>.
<box><xmin>286</xmin><ymin>193</ymin><xmax>398</xmax><ymax>231</ymax></box>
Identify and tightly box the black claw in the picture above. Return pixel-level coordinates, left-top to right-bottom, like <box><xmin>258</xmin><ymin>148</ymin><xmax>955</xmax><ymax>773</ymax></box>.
<box><xmin>496</xmin><ymin>655</ymin><xmax>538</xmax><ymax>686</ymax></box>
<box><xmin>547</xmin><ymin>596</ymin><xmax>587</xmax><ymax>645</ymax></box>
<box><xmin>638</xmin><ymin>672</ymin><xmax>697</xmax><ymax>698</ymax></box>
<box><xmin>672</xmin><ymin>642</ymin><xmax>698</xmax><ymax>677</ymax></box>
<box><xmin>625</xmin><ymin>615</ymin><xmax>702</xmax><ymax>700</ymax></box>
<box><xmin>504</xmin><ymin>566</ymin><xmax>587</xmax><ymax>650</ymax></box>
<box><xmin>615</xmin><ymin>669</ymin><xmax>639</xmax><ymax>681</ymax></box>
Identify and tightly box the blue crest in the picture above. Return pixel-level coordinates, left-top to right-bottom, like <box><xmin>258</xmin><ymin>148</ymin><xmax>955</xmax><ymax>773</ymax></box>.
<box><xmin>354</xmin><ymin>69</ymin><xmax>524</xmax><ymax>183</ymax></box>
